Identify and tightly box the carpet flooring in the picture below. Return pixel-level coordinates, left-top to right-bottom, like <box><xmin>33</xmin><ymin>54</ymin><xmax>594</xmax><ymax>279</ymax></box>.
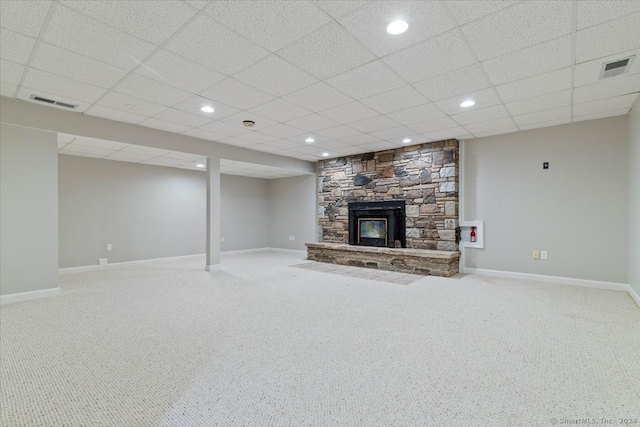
<box><xmin>1</xmin><ymin>250</ymin><xmax>639</xmax><ymax>426</ymax></box>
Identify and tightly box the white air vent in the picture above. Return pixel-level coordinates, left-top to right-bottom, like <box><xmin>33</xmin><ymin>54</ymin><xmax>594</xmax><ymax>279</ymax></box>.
<box><xmin>29</xmin><ymin>94</ymin><xmax>78</xmax><ymax>109</ymax></box>
<box><xmin>599</xmin><ymin>55</ymin><xmax>635</xmax><ymax>80</ymax></box>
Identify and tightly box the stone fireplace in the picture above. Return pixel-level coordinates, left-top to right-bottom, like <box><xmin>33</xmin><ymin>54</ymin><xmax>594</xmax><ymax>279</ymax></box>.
<box><xmin>307</xmin><ymin>139</ymin><xmax>461</xmax><ymax>277</ymax></box>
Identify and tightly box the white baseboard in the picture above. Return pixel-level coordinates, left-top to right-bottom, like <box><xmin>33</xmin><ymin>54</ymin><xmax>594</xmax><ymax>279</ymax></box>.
<box><xmin>221</xmin><ymin>247</ymin><xmax>270</xmax><ymax>255</ymax></box>
<box><xmin>59</xmin><ymin>253</ymin><xmax>205</xmax><ymax>274</ymax></box>
<box><xmin>205</xmin><ymin>264</ymin><xmax>221</xmax><ymax>271</ymax></box>
<box><xmin>267</xmin><ymin>247</ymin><xmax>308</xmax><ymax>255</ymax></box>
<box><xmin>1</xmin><ymin>287</ymin><xmax>61</xmax><ymax>305</ymax></box>
<box><xmin>465</xmin><ymin>268</ymin><xmax>639</xmax><ymax>308</ymax></box>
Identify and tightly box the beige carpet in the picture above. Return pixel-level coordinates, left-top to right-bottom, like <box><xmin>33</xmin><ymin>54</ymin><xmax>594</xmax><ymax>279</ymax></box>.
<box><xmin>1</xmin><ymin>250</ymin><xmax>639</xmax><ymax>426</ymax></box>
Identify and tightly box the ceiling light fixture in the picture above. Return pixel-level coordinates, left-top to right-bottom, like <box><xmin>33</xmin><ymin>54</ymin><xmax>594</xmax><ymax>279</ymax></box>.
<box><xmin>200</xmin><ymin>106</ymin><xmax>214</xmax><ymax>113</ymax></box>
<box><xmin>402</xmin><ymin>138</ymin><xmax>412</xmax><ymax>143</ymax></box>
<box><xmin>305</xmin><ymin>137</ymin><xmax>315</xmax><ymax>143</ymax></box>
<box><xmin>196</xmin><ymin>164</ymin><xmax>205</xmax><ymax>168</ymax></box>
<box><xmin>387</xmin><ymin>20</ymin><xmax>408</xmax><ymax>35</ymax></box>
<box><xmin>321</xmin><ymin>152</ymin><xmax>329</xmax><ymax>157</ymax></box>
<box><xmin>460</xmin><ymin>100</ymin><xmax>475</xmax><ymax>108</ymax></box>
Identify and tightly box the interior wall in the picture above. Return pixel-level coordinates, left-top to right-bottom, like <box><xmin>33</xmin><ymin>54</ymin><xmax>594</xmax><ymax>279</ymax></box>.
<box><xmin>628</xmin><ymin>99</ymin><xmax>640</xmax><ymax>296</ymax></box>
<box><xmin>463</xmin><ymin>116</ymin><xmax>628</xmax><ymax>283</ymax></box>
<box><xmin>1</xmin><ymin>124</ymin><xmax>59</xmax><ymax>295</ymax></box>
<box><xmin>268</xmin><ymin>175</ymin><xmax>317</xmax><ymax>251</ymax></box>
<box><xmin>59</xmin><ymin>155</ymin><xmax>206</xmax><ymax>268</ymax></box>
<box><xmin>220</xmin><ymin>174</ymin><xmax>269</xmax><ymax>252</ymax></box>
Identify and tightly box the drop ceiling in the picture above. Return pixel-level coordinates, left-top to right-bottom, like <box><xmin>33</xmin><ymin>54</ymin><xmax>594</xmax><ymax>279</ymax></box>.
<box><xmin>1</xmin><ymin>0</ymin><xmax>639</xmax><ymax>176</ymax></box>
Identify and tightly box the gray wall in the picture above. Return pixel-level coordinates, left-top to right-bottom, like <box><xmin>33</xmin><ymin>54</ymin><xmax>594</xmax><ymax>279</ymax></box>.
<box><xmin>463</xmin><ymin>116</ymin><xmax>628</xmax><ymax>283</ymax></box>
<box><xmin>629</xmin><ymin>99</ymin><xmax>640</xmax><ymax>296</ymax></box>
<box><xmin>220</xmin><ymin>174</ymin><xmax>269</xmax><ymax>252</ymax></box>
<box><xmin>59</xmin><ymin>155</ymin><xmax>206</xmax><ymax>267</ymax></box>
<box><xmin>1</xmin><ymin>124</ymin><xmax>59</xmax><ymax>295</ymax></box>
<box><xmin>268</xmin><ymin>175</ymin><xmax>317</xmax><ymax>251</ymax></box>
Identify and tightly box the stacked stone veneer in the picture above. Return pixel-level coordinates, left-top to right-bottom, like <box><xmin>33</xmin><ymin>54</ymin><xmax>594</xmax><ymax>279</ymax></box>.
<box><xmin>318</xmin><ymin>139</ymin><xmax>459</xmax><ymax>251</ymax></box>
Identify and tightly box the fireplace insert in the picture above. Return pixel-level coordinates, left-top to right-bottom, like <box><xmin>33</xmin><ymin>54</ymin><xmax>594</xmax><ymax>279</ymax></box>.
<box><xmin>348</xmin><ymin>200</ymin><xmax>406</xmax><ymax>248</ymax></box>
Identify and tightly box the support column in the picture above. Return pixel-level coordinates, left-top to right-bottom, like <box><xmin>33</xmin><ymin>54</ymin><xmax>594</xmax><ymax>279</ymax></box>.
<box><xmin>205</xmin><ymin>157</ymin><xmax>221</xmax><ymax>271</ymax></box>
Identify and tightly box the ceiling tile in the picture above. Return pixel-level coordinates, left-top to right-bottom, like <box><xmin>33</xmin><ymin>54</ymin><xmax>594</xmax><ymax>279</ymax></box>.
<box><xmin>261</xmin><ymin>139</ymin><xmax>307</xmax><ymax>150</ymax></box>
<box><xmin>282</xmin><ymin>82</ymin><xmax>353</xmax><ymax>112</ymax></box>
<box><xmin>140</xmin><ymin>118</ymin><xmax>191</xmax><ymax>133</ymax></box>
<box><xmin>216</xmin><ymin>136</ymin><xmax>258</xmax><ymax>148</ymax></box>
<box><xmin>573</xmin><ymin>108</ymin><xmax>630</xmax><ymax>123</ymax></box>
<box><xmin>0</xmin><ymin>0</ymin><xmax>52</xmax><ymax>37</ymax></box>
<box><xmin>574</xmin><ymin>49</ymin><xmax>639</xmax><ymax>87</ymax></box>
<box><xmin>505</xmin><ymin>90</ymin><xmax>571</xmax><ymax>116</ymax></box>
<box><xmin>58</xmin><ymin>134</ymin><xmax>75</xmax><ymax>143</ymax></box>
<box><xmin>43</xmin><ymin>5</ymin><xmax>156</xmax><ymax>70</ymax></box>
<box><xmin>472</xmin><ymin>127</ymin><xmax>519</xmax><ymax>138</ymax></box>
<box><xmin>152</xmin><ymin>108</ymin><xmax>211</xmax><ymax>128</ymax></box>
<box><xmin>316</xmin><ymin>125</ymin><xmax>361</xmax><ymax>140</ymax></box>
<box><xmin>349</xmin><ymin>115</ymin><xmax>399</xmax><ymax>133</ymax></box>
<box><xmin>335</xmin><ymin>134</ymin><xmax>382</xmax><ymax>146</ymax></box>
<box><xmin>451</xmin><ymin>104</ymin><xmax>510</xmax><ymax>126</ymax></box>
<box><xmin>518</xmin><ymin>118</ymin><xmax>572</xmax><ymax>131</ymax></box>
<box><xmin>573</xmin><ymin>73</ymin><xmax>640</xmax><ymax>104</ymax></box>
<box><xmin>233</xmin><ymin>55</ymin><xmax>318</xmax><ymax>97</ymax></box>
<box><xmin>84</xmin><ymin>105</ymin><xmax>147</xmax><ymax>124</ymax></box>
<box><xmin>59</xmin><ymin>149</ymin><xmax>104</xmax><ymax>159</ymax></box>
<box><xmin>135</xmin><ymin>50</ymin><xmax>225</xmax><ymax>94</ymax></box>
<box><xmin>326</xmin><ymin>60</ymin><xmax>406</xmax><ymax>99</ymax></box>
<box><xmin>513</xmin><ymin>106</ymin><xmax>571</xmax><ymax>126</ymax></box>
<box><xmin>353</xmin><ymin>141</ymin><xmax>400</xmax><ymax>151</ymax></box>
<box><xmin>0</xmin><ymin>29</ymin><xmax>36</xmax><ymax>64</ymax></box>
<box><xmin>369</xmin><ymin>126</ymin><xmax>416</xmax><ymax>142</ymax></box>
<box><xmin>278</xmin><ymin>21</ymin><xmax>375</xmax><ymax>80</ymax></box>
<box><xmin>386</xmin><ymin>103</ymin><xmax>445</xmax><ymax>125</ymax></box>
<box><xmin>231</xmin><ymin>131</ymin><xmax>279</xmax><ymax>145</ymax></box>
<box><xmin>314</xmin><ymin>1</ymin><xmax>367</xmax><ymax>19</ymax></box>
<box><xmin>413</xmin><ymin>64</ymin><xmax>490</xmax><ymax>102</ymax></box>
<box><xmin>576</xmin><ymin>13</ymin><xmax>640</xmax><ymax>63</ymax></box>
<box><xmin>577</xmin><ymin>0</ymin><xmax>640</xmax><ymax>30</ymax></box>
<box><xmin>16</xmin><ymin>87</ymin><xmax>91</xmax><ymax>112</ymax></box>
<box><xmin>444</xmin><ymin>0</ymin><xmax>517</xmax><ymax>25</ymax></box>
<box><xmin>97</xmin><ymin>91</ymin><xmax>167</xmax><ymax>117</ymax></box>
<box><xmin>382</xmin><ymin>30</ymin><xmax>475</xmax><ymax>83</ymax></box>
<box><xmin>202</xmin><ymin>0</ymin><xmax>330</xmax><ymax>51</ymax></box>
<box><xmin>22</xmin><ymin>68</ymin><xmax>107</xmax><ymax>103</ymax></box>
<box><xmin>464</xmin><ymin>117</ymin><xmax>516</xmax><ymax>134</ymax></box>
<box><xmin>338</xmin><ymin>1</ymin><xmax>455</xmax><ymax>57</ymax></box>
<box><xmin>496</xmin><ymin>67</ymin><xmax>572</xmax><ymax>102</ymax></box>
<box><xmin>164</xmin><ymin>14</ymin><xmax>268</xmax><ymax>75</ymax></box>
<box><xmin>573</xmin><ymin>93</ymin><xmax>638</xmax><ymax>117</ymax></box>
<box><xmin>435</xmin><ymin>88</ymin><xmax>502</xmax><ymax>115</ymax></box>
<box><xmin>422</xmin><ymin>126</ymin><xmax>469</xmax><ymax>141</ymax></box>
<box><xmin>200</xmin><ymin>78</ymin><xmax>275</xmax><ymax>111</ymax></box>
<box><xmin>61</xmin><ymin>143</ymin><xmax>113</xmax><ymax>157</ymax></box>
<box><xmin>260</xmin><ymin>123</ymin><xmax>307</xmax><ymax>139</ymax></box>
<box><xmin>220</xmin><ymin>112</ymin><xmax>278</xmax><ymax>131</ymax></box>
<box><xmin>0</xmin><ymin>59</ymin><xmax>24</xmax><ymax>85</ymax></box>
<box><xmin>407</xmin><ymin>116</ymin><xmax>459</xmax><ymax>133</ymax></box>
<box><xmin>360</xmin><ymin>85</ymin><xmax>429</xmax><ymax>115</ymax></box>
<box><xmin>319</xmin><ymin>101</ymin><xmax>380</xmax><ymax>123</ymax></box>
<box><xmin>104</xmin><ymin>151</ymin><xmax>155</xmax><ymax>162</ymax></box>
<box><xmin>31</xmin><ymin>43</ymin><xmax>128</xmax><ymax>89</ymax></box>
<box><xmin>114</xmin><ymin>74</ymin><xmax>192</xmax><ymax>107</ymax></box>
<box><xmin>287</xmin><ymin>114</ymin><xmax>340</xmax><ymax>133</ymax></box>
<box><xmin>0</xmin><ymin>82</ymin><xmax>17</xmax><ymax>97</ymax></box>
<box><xmin>172</xmin><ymin>95</ymin><xmax>240</xmax><ymax>120</ymax></box>
<box><xmin>120</xmin><ymin>145</ymin><xmax>170</xmax><ymax>156</ymax></box>
<box><xmin>461</xmin><ymin>1</ymin><xmax>572</xmax><ymax>60</ymax></box>
<box><xmin>248</xmin><ymin>98</ymin><xmax>312</xmax><ymax>123</ymax></box>
<box><xmin>141</xmin><ymin>157</ymin><xmax>184</xmax><ymax>167</ymax></box>
<box><xmin>482</xmin><ymin>35</ymin><xmax>572</xmax><ymax>85</ymax></box>
<box><xmin>59</xmin><ymin>0</ymin><xmax>197</xmax><ymax>45</ymax></box>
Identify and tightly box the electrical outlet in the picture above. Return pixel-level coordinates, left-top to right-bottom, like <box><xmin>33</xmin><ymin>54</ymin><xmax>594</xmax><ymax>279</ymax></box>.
<box><xmin>532</xmin><ymin>250</ymin><xmax>540</xmax><ymax>259</ymax></box>
<box><xmin>106</xmin><ymin>244</ymin><xmax>112</xmax><ymax>251</ymax></box>
<box><xmin>541</xmin><ymin>250</ymin><xmax>547</xmax><ymax>260</ymax></box>
<box><xmin>290</xmin><ymin>235</ymin><xmax>295</xmax><ymax>241</ymax></box>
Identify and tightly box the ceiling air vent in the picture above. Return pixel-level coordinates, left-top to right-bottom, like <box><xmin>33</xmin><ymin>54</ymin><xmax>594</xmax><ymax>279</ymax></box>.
<box><xmin>29</xmin><ymin>94</ymin><xmax>78</xmax><ymax>109</ymax></box>
<box><xmin>599</xmin><ymin>55</ymin><xmax>635</xmax><ymax>79</ymax></box>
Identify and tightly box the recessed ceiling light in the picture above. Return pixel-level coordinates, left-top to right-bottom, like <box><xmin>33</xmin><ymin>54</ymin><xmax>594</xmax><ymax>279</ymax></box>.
<box><xmin>460</xmin><ymin>100</ymin><xmax>475</xmax><ymax>108</ymax></box>
<box><xmin>305</xmin><ymin>137</ymin><xmax>315</xmax><ymax>143</ymax></box>
<box><xmin>387</xmin><ymin>20</ymin><xmax>408</xmax><ymax>35</ymax></box>
<box><xmin>321</xmin><ymin>152</ymin><xmax>329</xmax><ymax>157</ymax></box>
<box><xmin>200</xmin><ymin>106</ymin><xmax>214</xmax><ymax>113</ymax></box>
<box><xmin>402</xmin><ymin>138</ymin><xmax>412</xmax><ymax>143</ymax></box>
<box><xmin>196</xmin><ymin>163</ymin><xmax>205</xmax><ymax>168</ymax></box>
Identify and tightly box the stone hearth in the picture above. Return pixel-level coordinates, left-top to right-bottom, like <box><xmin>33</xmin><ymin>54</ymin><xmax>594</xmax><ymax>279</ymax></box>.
<box><xmin>306</xmin><ymin>243</ymin><xmax>460</xmax><ymax>277</ymax></box>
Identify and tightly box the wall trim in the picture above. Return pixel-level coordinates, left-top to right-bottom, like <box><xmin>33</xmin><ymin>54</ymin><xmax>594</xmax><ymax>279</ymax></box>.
<box><xmin>221</xmin><ymin>247</ymin><xmax>270</xmax><ymax>255</ymax></box>
<box><xmin>0</xmin><ymin>287</ymin><xmax>61</xmax><ymax>305</ymax></box>
<box><xmin>267</xmin><ymin>248</ymin><xmax>308</xmax><ymax>256</ymax></box>
<box><xmin>205</xmin><ymin>264</ymin><xmax>221</xmax><ymax>272</ymax></box>
<box><xmin>465</xmin><ymin>268</ymin><xmax>639</xmax><ymax>307</ymax></box>
<box><xmin>59</xmin><ymin>253</ymin><xmax>205</xmax><ymax>274</ymax></box>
